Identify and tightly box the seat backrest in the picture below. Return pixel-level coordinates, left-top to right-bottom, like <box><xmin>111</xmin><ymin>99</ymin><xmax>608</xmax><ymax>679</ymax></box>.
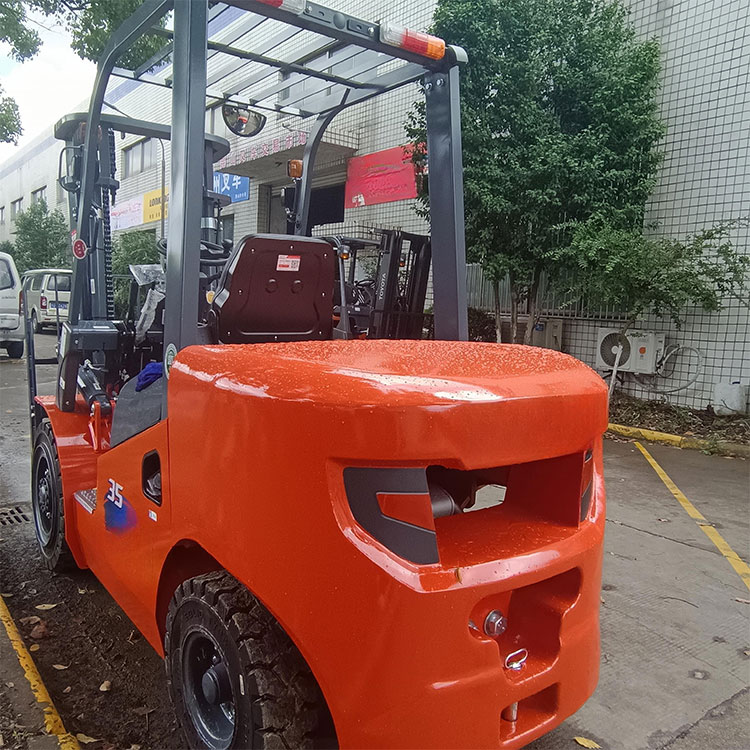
<box><xmin>210</xmin><ymin>234</ymin><xmax>335</xmax><ymax>344</ymax></box>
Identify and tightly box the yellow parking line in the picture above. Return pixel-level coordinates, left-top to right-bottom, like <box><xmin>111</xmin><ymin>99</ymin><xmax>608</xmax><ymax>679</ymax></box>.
<box><xmin>0</xmin><ymin>594</ymin><xmax>80</xmax><ymax>750</ymax></box>
<box><xmin>636</xmin><ymin>441</ymin><xmax>750</xmax><ymax>592</ymax></box>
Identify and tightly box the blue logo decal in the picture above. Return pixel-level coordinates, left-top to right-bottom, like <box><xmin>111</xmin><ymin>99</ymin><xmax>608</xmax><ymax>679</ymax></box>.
<box><xmin>104</xmin><ymin>478</ymin><xmax>137</xmax><ymax>533</ymax></box>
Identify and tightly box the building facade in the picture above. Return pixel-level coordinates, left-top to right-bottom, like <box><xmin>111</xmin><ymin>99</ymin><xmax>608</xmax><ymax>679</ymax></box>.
<box><xmin>0</xmin><ymin>0</ymin><xmax>747</xmax><ymax>411</ymax></box>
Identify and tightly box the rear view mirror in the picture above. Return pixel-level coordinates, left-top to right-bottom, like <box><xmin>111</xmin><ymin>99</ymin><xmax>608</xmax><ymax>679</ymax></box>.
<box><xmin>58</xmin><ymin>145</ymin><xmax>82</xmax><ymax>193</ymax></box>
<box><xmin>221</xmin><ymin>103</ymin><xmax>266</xmax><ymax>137</ymax></box>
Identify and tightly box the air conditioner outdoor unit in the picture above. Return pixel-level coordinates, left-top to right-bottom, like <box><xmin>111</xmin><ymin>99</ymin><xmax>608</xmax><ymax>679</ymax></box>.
<box><xmin>595</xmin><ymin>328</ymin><xmax>666</xmax><ymax>375</ymax></box>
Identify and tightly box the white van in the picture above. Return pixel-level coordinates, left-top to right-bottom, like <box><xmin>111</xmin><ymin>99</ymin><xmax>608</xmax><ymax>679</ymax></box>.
<box><xmin>23</xmin><ymin>268</ymin><xmax>72</xmax><ymax>332</ymax></box>
<box><xmin>0</xmin><ymin>251</ymin><xmax>24</xmax><ymax>359</ymax></box>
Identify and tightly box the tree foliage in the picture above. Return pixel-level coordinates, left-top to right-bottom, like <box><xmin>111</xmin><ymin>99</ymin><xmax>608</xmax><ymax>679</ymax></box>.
<box><xmin>0</xmin><ymin>85</ymin><xmax>22</xmax><ymax>143</ymax></box>
<box><xmin>0</xmin><ymin>0</ymin><xmax>164</xmax><ymax>142</ymax></box>
<box><xmin>112</xmin><ymin>229</ymin><xmax>160</xmax><ymax>315</ymax></box>
<box><xmin>12</xmin><ymin>200</ymin><xmax>70</xmax><ymax>272</ymax></box>
<box><xmin>407</xmin><ymin>0</ymin><xmax>665</xmax><ymax>342</ymax></box>
<box><xmin>557</xmin><ymin>220</ymin><xmax>749</xmax><ymax>329</ymax></box>
<box><xmin>111</xmin><ymin>228</ymin><xmax>159</xmax><ymax>276</ymax></box>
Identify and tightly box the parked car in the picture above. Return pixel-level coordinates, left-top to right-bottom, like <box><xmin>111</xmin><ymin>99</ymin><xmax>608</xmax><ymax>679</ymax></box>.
<box><xmin>23</xmin><ymin>268</ymin><xmax>72</xmax><ymax>332</ymax></box>
<box><xmin>0</xmin><ymin>251</ymin><xmax>25</xmax><ymax>359</ymax></box>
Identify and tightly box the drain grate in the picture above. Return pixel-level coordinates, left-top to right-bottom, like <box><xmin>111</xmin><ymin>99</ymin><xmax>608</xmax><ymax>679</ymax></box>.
<box><xmin>0</xmin><ymin>505</ymin><xmax>32</xmax><ymax>526</ymax></box>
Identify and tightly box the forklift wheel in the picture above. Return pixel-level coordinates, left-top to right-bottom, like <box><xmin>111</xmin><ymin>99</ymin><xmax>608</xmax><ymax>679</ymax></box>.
<box><xmin>31</xmin><ymin>419</ymin><xmax>74</xmax><ymax>571</ymax></box>
<box><xmin>165</xmin><ymin>571</ymin><xmax>333</xmax><ymax>750</ymax></box>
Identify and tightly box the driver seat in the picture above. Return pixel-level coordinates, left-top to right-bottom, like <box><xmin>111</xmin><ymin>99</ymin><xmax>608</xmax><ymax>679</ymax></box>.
<box><xmin>209</xmin><ymin>234</ymin><xmax>335</xmax><ymax>344</ymax></box>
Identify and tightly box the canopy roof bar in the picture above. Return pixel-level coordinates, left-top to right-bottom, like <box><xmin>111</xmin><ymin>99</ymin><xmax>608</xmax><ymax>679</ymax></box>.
<box><xmin>110</xmin><ymin>66</ymin><xmax>309</xmax><ymax>117</ymax></box>
<box><xmin>207</xmin><ymin>36</ymin><xmax>340</xmax><ymax>96</ymax></box>
<box><xmin>226</xmin><ymin>0</ymin><xmax>451</xmax><ymax>71</ymax></box>
<box><xmin>102</xmin><ymin>0</ymin><xmax>464</xmax><ymax>124</ymax></box>
<box><xmin>206</xmin><ymin>38</ymin><xmax>367</xmax><ymax>91</ymax></box>
<box><xmin>133</xmin><ymin>3</ymin><xmax>233</xmax><ymax>79</ymax></box>
<box><xmin>206</xmin><ymin>22</ymin><xmax>298</xmax><ymax>87</ymax></box>
<box><xmin>230</xmin><ymin>44</ymin><xmax>382</xmax><ymax>105</ymax></box>
<box><xmin>259</xmin><ymin>50</ymin><xmax>386</xmax><ymax>110</ymax></box>
<box><xmin>298</xmin><ymin>61</ymin><xmax>426</xmax><ymax>116</ymax></box>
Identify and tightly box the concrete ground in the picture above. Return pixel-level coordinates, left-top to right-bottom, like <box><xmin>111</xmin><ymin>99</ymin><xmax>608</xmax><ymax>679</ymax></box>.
<box><xmin>0</xmin><ymin>333</ymin><xmax>748</xmax><ymax>749</ymax></box>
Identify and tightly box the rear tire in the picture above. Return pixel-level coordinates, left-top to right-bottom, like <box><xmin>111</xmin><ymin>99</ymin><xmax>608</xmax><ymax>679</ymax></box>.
<box><xmin>165</xmin><ymin>571</ymin><xmax>334</xmax><ymax>750</ymax></box>
<box><xmin>31</xmin><ymin>311</ymin><xmax>41</xmax><ymax>334</ymax></box>
<box><xmin>6</xmin><ymin>341</ymin><xmax>23</xmax><ymax>359</ymax></box>
<box><xmin>31</xmin><ymin>419</ymin><xmax>74</xmax><ymax>571</ymax></box>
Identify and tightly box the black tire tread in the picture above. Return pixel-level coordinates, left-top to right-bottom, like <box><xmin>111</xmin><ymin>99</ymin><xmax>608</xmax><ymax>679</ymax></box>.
<box><xmin>6</xmin><ymin>341</ymin><xmax>24</xmax><ymax>359</ymax></box>
<box><xmin>165</xmin><ymin>571</ymin><xmax>333</xmax><ymax>749</ymax></box>
<box><xmin>33</xmin><ymin>418</ymin><xmax>75</xmax><ymax>571</ymax></box>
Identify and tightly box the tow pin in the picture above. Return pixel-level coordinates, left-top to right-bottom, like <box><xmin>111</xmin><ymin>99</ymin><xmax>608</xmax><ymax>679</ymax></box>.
<box><xmin>504</xmin><ymin>648</ymin><xmax>528</xmax><ymax>671</ymax></box>
<box><xmin>501</xmin><ymin>649</ymin><xmax>528</xmax><ymax>724</ymax></box>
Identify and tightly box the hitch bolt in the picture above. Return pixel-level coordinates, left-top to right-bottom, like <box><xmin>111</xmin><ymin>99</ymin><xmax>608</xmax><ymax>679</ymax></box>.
<box><xmin>483</xmin><ymin>610</ymin><xmax>508</xmax><ymax>637</ymax></box>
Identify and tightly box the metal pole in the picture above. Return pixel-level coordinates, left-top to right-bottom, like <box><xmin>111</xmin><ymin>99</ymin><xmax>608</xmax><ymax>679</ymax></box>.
<box><xmin>424</xmin><ymin>65</ymin><xmax>468</xmax><ymax>341</ymax></box>
<box><xmin>295</xmin><ymin>101</ymin><xmax>346</xmax><ymax>235</ymax></box>
<box><xmin>159</xmin><ymin>139</ymin><xmax>166</xmax><ymax>239</ymax></box>
<box><xmin>163</xmin><ymin>0</ymin><xmax>208</xmax><ymax>392</ymax></box>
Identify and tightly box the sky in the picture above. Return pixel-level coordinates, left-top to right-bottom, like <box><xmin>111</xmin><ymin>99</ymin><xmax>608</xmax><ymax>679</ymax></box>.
<box><xmin>0</xmin><ymin>14</ymin><xmax>96</xmax><ymax>164</ymax></box>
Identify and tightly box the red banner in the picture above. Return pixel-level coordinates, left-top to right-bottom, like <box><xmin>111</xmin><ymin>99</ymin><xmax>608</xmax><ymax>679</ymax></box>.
<box><xmin>345</xmin><ymin>146</ymin><xmax>417</xmax><ymax>208</ymax></box>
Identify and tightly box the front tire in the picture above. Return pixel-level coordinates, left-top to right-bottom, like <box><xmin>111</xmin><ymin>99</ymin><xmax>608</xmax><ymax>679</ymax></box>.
<box><xmin>31</xmin><ymin>419</ymin><xmax>74</xmax><ymax>571</ymax></box>
<box><xmin>6</xmin><ymin>341</ymin><xmax>23</xmax><ymax>359</ymax></box>
<box><xmin>165</xmin><ymin>571</ymin><xmax>333</xmax><ymax>750</ymax></box>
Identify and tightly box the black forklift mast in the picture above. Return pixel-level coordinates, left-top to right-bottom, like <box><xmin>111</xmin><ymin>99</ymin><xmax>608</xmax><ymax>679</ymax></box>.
<box><xmin>39</xmin><ymin>0</ymin><xmax>470</xmax><ymax>420</ymax></box>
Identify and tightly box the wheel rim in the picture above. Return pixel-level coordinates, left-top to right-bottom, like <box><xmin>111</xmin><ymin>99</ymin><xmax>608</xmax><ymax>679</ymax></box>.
<box><xmin>183</xmin><ymin>629</ymin><xmax>236</xmax><ymax>749</ymax></box>
<box><xmin>33</xmin><ymin>448</ymin><xmax>55</xmax><ymax>546</ymax></box>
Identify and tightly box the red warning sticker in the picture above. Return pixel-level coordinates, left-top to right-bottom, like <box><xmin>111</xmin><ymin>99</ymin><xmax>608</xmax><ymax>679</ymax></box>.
<box><xmin>276</xmin><ymin>254</ymin><xmax>301</xmax><ymax>272</ymax></box>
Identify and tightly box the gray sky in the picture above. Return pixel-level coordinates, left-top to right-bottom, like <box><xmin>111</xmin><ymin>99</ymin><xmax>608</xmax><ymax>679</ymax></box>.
<box><xmin>0</xmin><ymin>14</ymin><xmax>96</xmax><ymax>164</ymax></box>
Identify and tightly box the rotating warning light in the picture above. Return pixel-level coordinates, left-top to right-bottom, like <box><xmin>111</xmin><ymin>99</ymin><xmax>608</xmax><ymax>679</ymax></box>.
<box><xmin>254</xmin><ymin>0</ymin><xmax>305</xmax><ymax>13</ymax></box>
<box><xmin>379</xmin><ymin>22</ymin><xmax>446</xmax><ymax>60</ymax></box>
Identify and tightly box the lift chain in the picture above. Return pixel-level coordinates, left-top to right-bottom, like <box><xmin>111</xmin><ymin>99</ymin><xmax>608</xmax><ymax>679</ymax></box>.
<box><xmin>101</xmin><ymin>128</ymin><xmax>116</xmax><ymax>318</ymax></box>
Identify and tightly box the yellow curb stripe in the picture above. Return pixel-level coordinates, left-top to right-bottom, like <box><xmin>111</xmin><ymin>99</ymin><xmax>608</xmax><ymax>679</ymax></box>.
<box><xmin>610</xmin><ymin>423</ymin><xmax>684</xmax><ymax>447</ymax></box>
<box><xmin>0</xmin><ymin>594</ymin><xmax>80</xmax><ymax>750</ymax></box>
<box><xmin>635</xmin><ymin>441</ymin><xmax>750</xmax><ymax>592</ymax></box>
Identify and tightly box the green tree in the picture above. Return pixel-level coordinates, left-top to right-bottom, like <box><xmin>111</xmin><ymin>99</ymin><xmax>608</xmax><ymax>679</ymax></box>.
<box><xmin>557</xmin><ymin>219</ymin><xmax>749</xmax><ymax>330</ymax></box>
<box><xmin>0</xmin><ymin>85</ymin><xmax>22</xmax><ymax>144</ymax></box>
<box><xmin>407</xmin><ymin>0</ymin><xmax>664</xmax><ymax>342</ymax></box>
<box><xmin>0</xmin><ymin>0</ymin><xmax>164</xmax><ymax>141</ymax></box>
<box><xmin>112</xmin><ymin>229</ymin><xmax>159</xmax><ymax>276</ymax></box>
<box><xmin>13</xmin><ymin>200</ymin><xmax>70</xmax><ymax>272</ymax></box>
<box><xmin>112</xmin><ymin>229</ymin><xmax>159</xmax><ymax>315</ymax></box>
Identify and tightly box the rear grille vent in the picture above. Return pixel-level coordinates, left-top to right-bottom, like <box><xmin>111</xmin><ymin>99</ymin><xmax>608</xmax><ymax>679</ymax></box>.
<box><xmin>0</xmin><ymin>505</ymin><xmax>32</xmax><ymax>526</ymax></box>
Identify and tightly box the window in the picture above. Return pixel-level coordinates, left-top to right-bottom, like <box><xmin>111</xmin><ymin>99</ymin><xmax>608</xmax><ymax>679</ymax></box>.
<box><xmin>10</xmin><ymin>198</ymin><xmax>23</xmax><ymax>221</ymax></box>
<box><xmin>123</xmin><ymin>138</ymin><xmax>156</xmax><ymax>178</ymax></box>
<box><xmin>30</xmin><ymin>274</ymin><xmax>43</xmax><ymax>291</ymax></box>
<box><xmin>0</xmin><ymin>206</ymin><xmax>4</xmax><ymax>225</ymax></box>
<box><xmin>31</xmin><ymin>186</ymin><xmax>47</xmax><ymax>205</ymax></box>
<box><xmin>46</xmin><ymin>274</ymin><xmax>71</xmax><ymax>292</ymax></box>
<box><xmin>221</xmin><ymin>214</ymin><xmax>234</xmax><ymax>244</ymax></box>
<box><xmin>0</xmin><ymin>258</ymin><xmax>12</xmax><ymax>290</ymax></box>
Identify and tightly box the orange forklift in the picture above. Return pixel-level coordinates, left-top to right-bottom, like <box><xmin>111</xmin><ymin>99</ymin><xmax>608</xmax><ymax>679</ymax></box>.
<box><xmin>24</xmin><ymin>1</ymin><xmax>608</xmax><ymax>747</ymax></box>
